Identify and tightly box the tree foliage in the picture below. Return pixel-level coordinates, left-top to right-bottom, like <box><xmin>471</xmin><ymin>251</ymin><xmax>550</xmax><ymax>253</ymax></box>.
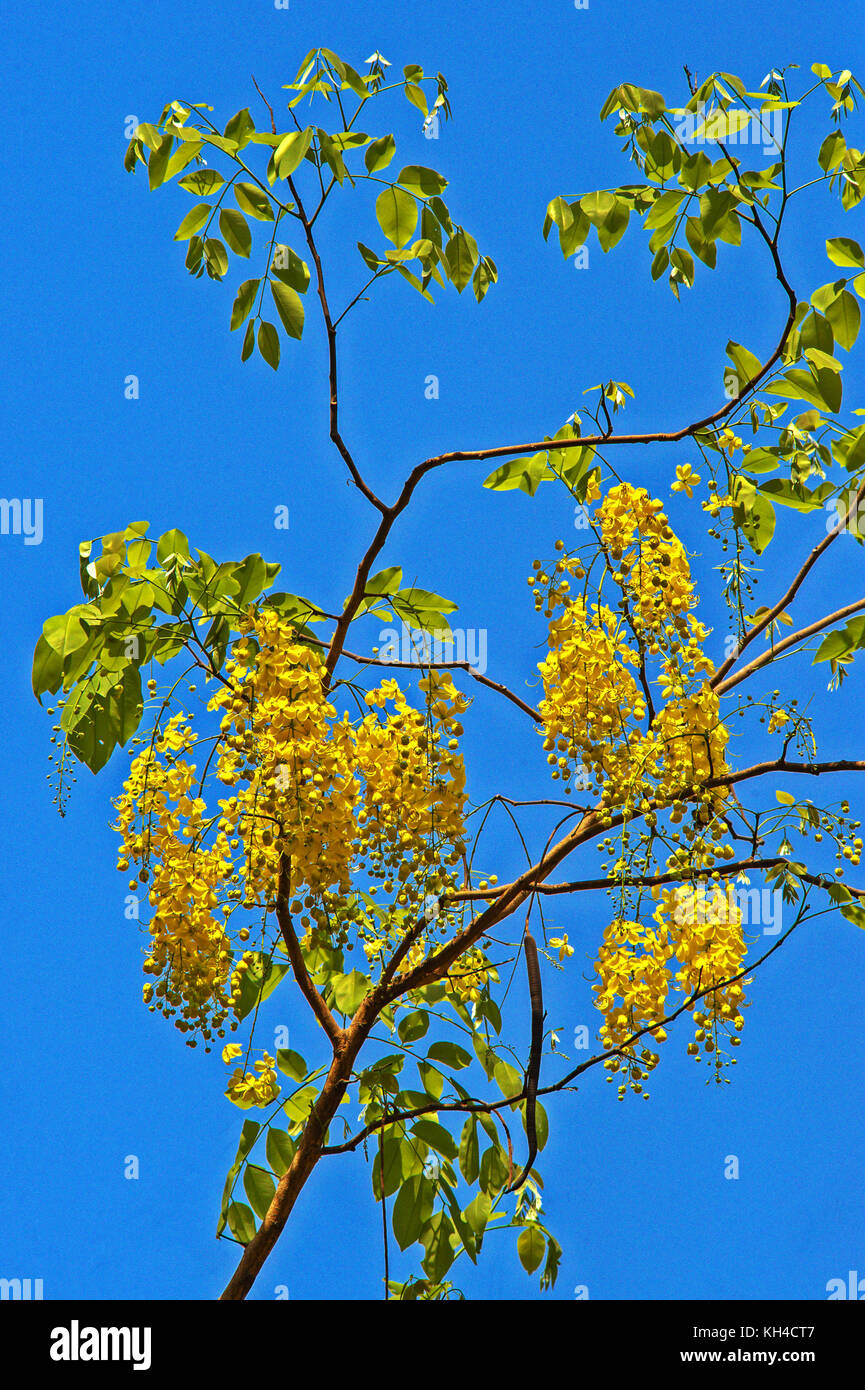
<box><xmin>34</xmin><ymin>52</ymin><xmax>865</xmax><ymax>1299</ymax></box>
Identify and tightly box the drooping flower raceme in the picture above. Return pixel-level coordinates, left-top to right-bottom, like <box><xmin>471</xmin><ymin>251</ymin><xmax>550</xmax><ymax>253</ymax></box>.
<box><xmin>114</xmin><ymin>613</ymin><xmax>471</xmax><ymax>1049</ymax></box>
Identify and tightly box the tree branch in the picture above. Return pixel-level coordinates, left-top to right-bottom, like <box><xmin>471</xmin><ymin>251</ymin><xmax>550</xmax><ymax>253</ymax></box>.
<box><xmin>275</xmin><ymin>855</ymin><xmax>345</xmax><ymax>1047</ymax></box>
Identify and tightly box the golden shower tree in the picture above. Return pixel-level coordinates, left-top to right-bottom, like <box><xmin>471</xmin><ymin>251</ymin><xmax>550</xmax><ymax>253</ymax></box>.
<box><xmin>33</xmin><ymin>51</ymin><xmax>865</xmax><ymax>1298</ymax></box>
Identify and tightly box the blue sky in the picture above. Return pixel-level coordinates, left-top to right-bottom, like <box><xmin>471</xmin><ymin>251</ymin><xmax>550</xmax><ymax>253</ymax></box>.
<box><xmin>2</xmin><ymin>0</ymin><xmax>865</xmax><ymax>1301</ymax></box>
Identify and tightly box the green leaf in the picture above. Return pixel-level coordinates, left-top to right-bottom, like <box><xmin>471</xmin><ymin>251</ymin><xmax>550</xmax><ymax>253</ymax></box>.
<box><xmin>398</xmin><ymin>1009</ymin><xmax>430</xmax><ymax>1043</ymax></box>
<box><xmin>472</xmin><ymin>254</ymin><xmax>498</xmax><ymax>303</ymax></box>
<box><xmin>218</xmin><ymin>1118</ymin><xmax>260</xmax><ymax>1235</ymax></box>
<box><xmin>464</xmin><ymin>1190</ymin><xmax>491</xmax><ymax>1235</ymax></box>
<box><xmin>276</xmin><ymin>1049</ymin><xmax>307</xmax><ymax>1082</ymax></box>
<box><xmin>282</xmin><ymin>1085</ymin><xmax>318</xmax><ymax>1129</ymax></box>
<box><xmin>220</xmin><ymin>208</ymin><xmax>252</xmax><ymax>258</ymax></box>
<box><xmin>458</xmin><ymin>1116</ymin><xmax>480</xmax><ymax>1184</ymax></box>
<box><xmin>595</xmin><ymin>198</ymin><xmax>630</xmax><ymax>252</ymax></box>
<box><xmin>580</xmin><ymin>190</ymin><xmax>618</xmax><ymax>226</ymax></box>
<box><xmin>330</xmin><ymin>970</ymin><xmax>370</xmax><ymax>1015</ymax></box>
<box><xmin>725</xmin><ymin>340</ymin><xmax>763</xmax><ymax>395</ymax></box>
<box><xmin>479</xmin><ymin>1144</ymin><xmax>509</xmax><ymax>1194</ymax></box>
<box><xmin>178</xmin><ymin>168</ymin><xmax>225</xmax><ymax>196</ymax></box>
<box><xmin>759</xmin><ymin>478</ymin><xmax>834</xmax><ymax>514</ymax></box>
<box><xmin>375</xmin><ymin>186</ymin><xmax>418</xmax><ymax>248</ymax></box>
<box><xmin>391</xmin><ymin>587</ymin><xmax>458</xmax><ymax>636</ymax></box>
<box><xmin>405</xmin><ymin>83</ymin><xmax>429</xmax><ymax>117</ymax></box>
<box><xmin>397</xmin><ymin>165</ymin><xmax>448</xmax><ymax>198</ymax></box>
<box><xmin>156</xmin><ymin>528</ymin><xmax>190</xmax><ymax>566</ymax></box>
<box><xmin>493</xmin><ymin>1058</ymin><xmax>523</xmax><ymax>1102</ymax></box>
<box><xmin>608</xmin><ymin>83</ymin><xmax>666</xmax><ymax>118</ymax></box>
<box><xmin>811</xmin><ymin>279</ymin><xmax>846</xmax><ymax>314</ymax></box>
<box><xmin>825</xmin><ymin>289</ymin><xmax>860</xmax><ymax>350</ymax></box>
<box><xmin>372</xmin><ymin>1135</ymin><xmax>405</xmax><ymax>1200</ymax></box>
<box><xmin>412</xmin><ymin>1120</ymin><xmax>458</xmax><ymax>1161</ymax></box>
<box><xmin>173</xmin><ymin>202</ymin><xmax>211</xmax><ymax>241</ymax></box>
<box><xmin>230</xmin><ymin>279</ymin><xmax>260</xmax><ymax>332</ymax></box>
<box><xmin>147</xmin><ymin>132</ymin><xmax>174</xmax><ymax>190</ymax></box>
<box><xmin>258</xmin><ymin>320</ymin><xmax>280</xmax><ymax>370</ymax></box>
<box><xmin>274</xmin><ymin>127</ymin><xmax>313</xmax><ymax>178</ymax></box>
<box><xmin>32</xmin><ymin>633</ymin><xmax>63</xmax><ymax>701</ymax></box>
<box><xmin>271</xmin><ymin>245</ymin><xmax>310</xmax><ymax>293</ymax></box>
<box><xmin>427</xmin><ymin>1040</ymin><xmax>472</xmax><ymax>1070</ymax></box>
<box><xmin>517</xmin><ymin>1225</ymin><xmax>546</xmax><ymax>1276</ymax></box>
<box><xmin>685</xmin><ymin>216</ymin><xmax>716</xmax><ymax>268</ymax></box>
<box><xmin>483</xmin><ymin>453</ymin><xmax>554</xmax><ymax>496</ymax></box>
<box><xmin>270</xmin><ymin>281</ymin><xmax>305</xmax><ymax>340</ymax></box>
<box><xmin>670</xmin><ymin>246</ymin><xmax>695</xmax><ymax>288</ymax></box>
<box><xmin>164</xmin><ymin>141</ymin><xmax>203</xmax><ymax>182</ymax></box>
<box><xmin>826</xmin><ymin>236</ymin><xmax>865</xmax><ymax>269</ymax></box>
<box><xmin>544</xmin><ymin>195</ymin><xmax>573</xmax><ymax>241</ymax></box>
<box><xmin>643</xmin><ymin>189</ymin><xmax>685</xmax><ymax>231</ymax></box>
<box><xmin>241</xmin><ymin>319</ymin><xmax>256</xmax><ymax>363</ymax></box>
<box><xmin>231</xmin><ymin>553</ymin><xmax>269</xmax><ymax>606</ymax></box>
<box><xmin>541</xmin><ymin>1234</ymin><xmax>562</xmax><ymax>1291</ymax></box>
<box><xmin>243</xmin><ymin>1165</ymin><xmax>276</xmax><ymax>1220</ymax></box>
<box><xmin>42</xmin><ymin>610</ymin><xmax>92</xmax><ymax>663</ymax></box>
<box><xmin>204</xmin><ymin>238</ymin><xmax>229</xmax><ymax>279</ymax></box>
<box><xmin>813</xmin><ymin>616</ymin><xmax>865</xmax><ymax>664</ymax></box>
<box><xmin>234</xmin><ymin>953</ymin><xmax>291</xmax><ymax>1021</ymax></box>
<box><xmin>768</xmin><ymin>368</ymin><xmax>842</xmax><ymax>416</ymax></box>
<box><xmin>365</xmin><ymin>133</ymin><xmax>396</xmax><ymax>173</ymax></box>
<box><xmin>421</xmin><ymin>1212</ymin><xmax>457</xmax><ymax>1282</ymax></box>
<box><xmin>265</xmin><ymin>1128</ymin><xmax>295</xmax><ymax>1177</ymax></box>
<box><xmin>531</xmin><ymin>1100</ymin><xmax>549</xmax><ymax>1152</ymax></box>
<box><xmin>224</xmin><ymin>107</ymin><xmax>255</xmax><ymax>148</ymax></box>
<box><xmin>234</xmin><ymin>182</ymin><xmax>274</xmax><ymax>221</ymax></box>
<box><xmin>693</xmin><ymin>108</ymin><xmax>752</xmax><ymax>141</ymax></box>
<box><xmin>740</xmin><ymin>490</ymin><xmax>776</xmax><ymax>554</ymax></box>
<box><xmin>362</xmin><ymin>567</ymin><xmax>403</xmax><ymax>610</ymax></box>
<box><xmin>444</xmin><ymin>229</ymin><xmax>478</xmax><ymax>292</ymax></box>
<box><xmin>227</xmin><ymin>1201</ymin><xmax>257</xmax><ymax>1245</ymax></box>
<box><xmin>392</xmin><ymin>1175</ymin><xmax>435</xmax><ymax>1251</ymax></box>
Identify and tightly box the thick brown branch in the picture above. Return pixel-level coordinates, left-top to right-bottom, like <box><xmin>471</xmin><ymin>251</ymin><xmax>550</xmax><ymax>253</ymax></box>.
<box><xmin>219</xmin><ymin>989</ymin><xmax>380</xmax><ymax>1299</ymax></box>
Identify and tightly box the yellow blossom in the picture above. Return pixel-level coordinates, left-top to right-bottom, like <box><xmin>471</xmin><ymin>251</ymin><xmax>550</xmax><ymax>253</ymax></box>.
<box><xmin>671</xmin><ymin>464</ymin><xmax>701</xmax><ymax>498</ymax></box>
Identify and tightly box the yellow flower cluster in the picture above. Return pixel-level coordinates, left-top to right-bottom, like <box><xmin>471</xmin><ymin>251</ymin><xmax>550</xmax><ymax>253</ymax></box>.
<box><xmin>445</xmin><ymin>945</ymin><xmax>497</xmax><ymax>1004</ymax></box>
<box><xmin>224</xmin><ymin>1050</ymin><xmax>281</xmax><ymax>1109</ymax></box>
<box><xmin>114</xmin><ymin>716</ymin><xmax>235</xmax><ymax>1041</ymax></box>
<box><xmin>593</xmin><ymin>884</ymin><xmax>747</xmax><ymax>1097</ymax></box>
<box><xmin>535</xmin><ymin>483</ymin><xmax>730</xmax><ymax>815</ymax></box>
<box><xmin>114</xmin><ymin>613</ymin><xmax>470</xmax><ymax>1045</ymax></box>
<box><xmin>594</xmin><ymin>917</ymin><xmax>670</xmax><ymax>1098</ymax></box>
<box><xmin>539</xmin><ymin>596</ymin><xmax>646</xmax><ymax>797</ymax></box>
<box><xmin>655</xmin><ymin>885</ymin><xmax>746</xmax><ymax>1054</ymax></box>
<box><xmin>596</xmin><ymin>483</ymin><xmax>696</xmax><ymax>638</ymax></box>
